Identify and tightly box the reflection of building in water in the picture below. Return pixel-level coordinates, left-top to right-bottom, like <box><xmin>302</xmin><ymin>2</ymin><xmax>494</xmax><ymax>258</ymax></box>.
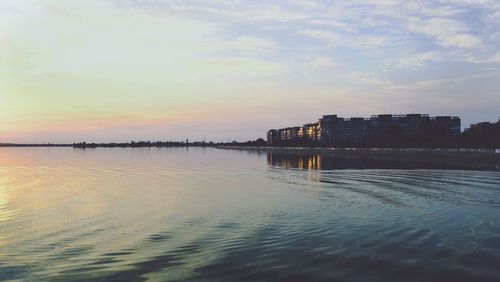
<box><xmin>307</xmin><ymin>154</ymin><xmax>321</xmax><ymax>170</ymax></box>
<box><xmin>267</xmin><ymin>153</ymin><xmax>322</xmax><ymax>182</ymax></box>
<box><xmin>266</xmin><ymin>151</ymin><xmax>499</xmax><ymax>171</ymax></box>
<box><xmin>267</xmin><ymin>113</ymin><xmax>461</xmax><ymax>147</ymax></box>
<box><xmin>267</xmin><ymin>152</ymin><xmax>322</xmax><ymax>170</ymax></box>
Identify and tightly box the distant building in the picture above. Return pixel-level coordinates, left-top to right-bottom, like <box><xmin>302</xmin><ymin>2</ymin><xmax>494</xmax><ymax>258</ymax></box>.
<box><xmin>267</xmin><ymin>129</ymin><xmax>279</xmax><ymax>145</ymax></box>
<box><xmin>432</xmin><ymin>116</ymin><xmax>461</xmax><ymax>136</ymax></box>
<box><xmin>347</xmin><ymin>117</ymin><xmax>366</xmax><ymax>145</ymax></box>
<box><xmin>465</xmin><ymin>120</ymin><xmax>500</xmax><ymax>135</ymax></box>
<box><xmin>407</xmin><ymin>114</ymin><xmax>430</xmax><ymax>135</ymax></box>
<box><xmin>303</xmin><ymin>123</ymin><xmax>321</xmax><ymax>142</ymax></box>
<box><xmin>278</xmin><ymin>127</ymin><xmax>301</xmax><ymax>141</ymax></box>
<box><xmin>319</xmin><ymin>115</ymin><xmax>339</xmax><ymax>145</ymax></box>
<box><xmin>462</xmin><ymin>119</ymin><xmax>500</xmax><ymax>148</ymax></box>
<box><xmin>267</xmin><ymin>113</ymin><xmax>461</xmax><ymax>147</ymax></box>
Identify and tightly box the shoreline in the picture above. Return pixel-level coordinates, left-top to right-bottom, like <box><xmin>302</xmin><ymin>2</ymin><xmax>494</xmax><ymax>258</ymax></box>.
<box><xmin>1</xmin><ymin>143</ymin><xmax>498</xmax><ymax>156</ymax></box>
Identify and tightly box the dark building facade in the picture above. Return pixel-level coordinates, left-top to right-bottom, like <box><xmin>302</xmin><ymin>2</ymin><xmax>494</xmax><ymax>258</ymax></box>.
<box><xmin>432</xmin><ymin>116</ymin><xmax>461</xmax><ymax>136</ymax></box>
<box><xmin>267</xmin><ymin>129</ymin><xmax>279</xmax><ymax>145</ymax></box>
<box><xmin>267</xmin><ymin>113</ymin><xmax>461</xmax><ymax>148</ymax></box>
<box><xmin>461</xmin><ymin>119</ymin><xmax>500</xmax><ymax>148</ymax></box>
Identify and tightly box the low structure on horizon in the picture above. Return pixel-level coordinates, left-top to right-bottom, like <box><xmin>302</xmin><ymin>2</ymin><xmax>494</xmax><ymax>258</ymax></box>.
<box><xmin>267</xmin><ymin>113</ymin><xmax>461</xmax><ymax>148</ymax></box>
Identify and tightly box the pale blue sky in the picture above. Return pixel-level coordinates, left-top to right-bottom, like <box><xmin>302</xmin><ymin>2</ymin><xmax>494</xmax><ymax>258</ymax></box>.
<box><xmin>1</xmin><ymin>0</ymin><xmax>499</xmax><ymax>142</ymax></box>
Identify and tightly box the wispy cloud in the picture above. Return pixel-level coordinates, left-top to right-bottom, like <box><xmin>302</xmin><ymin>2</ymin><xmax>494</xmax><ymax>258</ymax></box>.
<box><xmin>310</xmin><ymin>57</ymin><xmax>340</xmax><ymax>68</ymax></box>
<box><xmin>406</xmin><ymin>17</ymin><xmax>481</xmax><ymax>49</ymax></box>
<box><xmin>231</xmin><ymin>35</ymin><xmax>278</xmax><ymax>56</ymax></box>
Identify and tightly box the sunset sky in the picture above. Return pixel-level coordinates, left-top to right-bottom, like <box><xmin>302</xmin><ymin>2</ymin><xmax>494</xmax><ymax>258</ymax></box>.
<box><xmin>1</xmin><ymin>0</ymin><xmax>499</xmax><ymax>143</ymax></box>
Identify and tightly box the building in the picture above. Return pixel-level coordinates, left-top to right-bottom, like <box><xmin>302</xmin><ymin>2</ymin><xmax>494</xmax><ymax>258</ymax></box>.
<box><xmin>432</xmin><ymin>116</ymin><xmax>461</xmax><ymax>136</ymax></box>
<box><xmin>267</xmin><ymin>113</ymin><xmax>461</xmax><ymax>147</ymax></box>
<box><xmin>279</xmin><ymin>127</ymin><xmax>301</xmax><ymax>141</ymax></box>
<box><xmin>267</xmin><ymin>129</ymin><xmax>279</xmax><ymax>145</ymax></box>
<box><xmin>407</xmin><ymin>114</ymin><xmax>430</xmax><ymax>135</ymax></box>
<box><xmin>466</xmin><ymin>121</ymin><xmax>500</xmax><ymax>134</ymax></box>
<box><xmin>462</xmin><ymin>119</ymin><xmax>500</xmax><ymax>148</ymax></box>
<box><xmin>319</xmin><ymin>115</ymin><xmax>340</xmax><ymax>145</ymax></box>
<box><xmin>303</xmin><ymin>123</ymin><xmax>321</xmax><ymax>142</ymax></box>
<box><xmin>347</xmin><ymin>117</ymin><xmax>366</xmax><ymax>145</ymax></box>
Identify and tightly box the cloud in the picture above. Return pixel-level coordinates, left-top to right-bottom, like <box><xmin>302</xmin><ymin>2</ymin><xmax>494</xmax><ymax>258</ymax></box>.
<box><xmin>347</xmin><ymin>72</ymin><xmax>393</xmax><ymax>86</ymax></box>
<box><xmin>391</xmin><ymin>51</ymin><xmax>444</xmax><ymax>69</ymax></box>
<box><xmin>310</xmin><ymin>57</ymin><xmax>340</xmax><ymax>68</ymax></box>
<box><xmin>299</xmin><ymin>29</ymin><xmax>342</xmax><ymax>45</ymax></box>
<box><xmin>406</xmin><ymin>17</ymin><xmax>482</xmax><ymax>49</ymax></box>
<box><xmin>299</xmin><ymin>29</ymin><xmax>393</xmax><ymax>49</ymax></box>
<box><xmin>231</xmin><ymin>35</ymin><xmax>277</xmax><ymax>56</ymax></box>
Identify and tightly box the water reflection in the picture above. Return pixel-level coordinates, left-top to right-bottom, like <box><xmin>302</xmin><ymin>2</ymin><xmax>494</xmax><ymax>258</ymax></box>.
<box><xmin>0</xmin><ymin>174</ymin><xmax>11</xmax><ymax>223</ymax></box>
<box><xmin>267</xmin><ymin>151</ymin><xmax>500</xmax><ymax>171</ymax></box>
<box><xmin>0</xmin><ymin>148</ymin><xmax>499</xmax><ymax>281</ymax></box>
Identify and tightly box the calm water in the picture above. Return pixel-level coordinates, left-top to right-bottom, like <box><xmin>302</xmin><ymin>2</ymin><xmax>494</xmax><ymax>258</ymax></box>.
<box><xmin>1</xmin><ymin>147</ymin><xmax>500</xmax><ymax>281</ymax></box>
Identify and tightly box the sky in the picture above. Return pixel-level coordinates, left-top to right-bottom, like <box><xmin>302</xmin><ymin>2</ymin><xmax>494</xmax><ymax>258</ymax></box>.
<box><xmin>0</xmin><ymin>0</ymin><xmax>499</xmax><ymax>143</ymax></box>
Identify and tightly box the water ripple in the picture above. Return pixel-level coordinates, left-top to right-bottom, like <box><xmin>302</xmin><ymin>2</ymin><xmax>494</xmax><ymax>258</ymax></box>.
<box><xmin>0</xmin><ymin>148</ymin><xmax>499</xmax><ymax>281</ymax></box>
